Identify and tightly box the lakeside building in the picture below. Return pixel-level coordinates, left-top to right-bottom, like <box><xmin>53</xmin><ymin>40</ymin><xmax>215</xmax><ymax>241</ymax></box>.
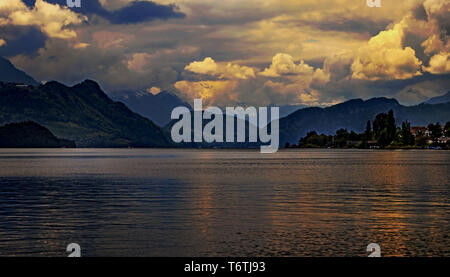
<box><xmin>410</xmin><ymin>126</ymin><xmax>430</xmax><ymax>137</ymax></box>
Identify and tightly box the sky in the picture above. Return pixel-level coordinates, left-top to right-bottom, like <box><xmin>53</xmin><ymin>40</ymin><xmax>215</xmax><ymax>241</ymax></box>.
<box><xmin>0</xmin><ymin>0</ymin><xmax>449</xmax><ymax>107</ymax></box>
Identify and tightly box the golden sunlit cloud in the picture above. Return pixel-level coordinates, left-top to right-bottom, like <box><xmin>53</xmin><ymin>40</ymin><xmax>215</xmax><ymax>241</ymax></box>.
<box><xmin>185</xmin><ymin>57</ymin><xmax>256</xmax><ymax>80</ymax></box>
<box><xmin>351</xmin><ymin>21</ymin><xmax>423</xmax><ymax>80</ymax></box>
<box><xmin>423</xmin><ymin>52</ymin><xmax>450</xmax><ymax>74</ymax></box>
<box><xmin>185</xmin><ymin>57</ymin><xmax>218</xmax><ymax>75</ymax></box>
<box><xmin>0</xmin><ymin>0</ymin><xmax>86</xmax><ymax>39</ymax></box>
<box><xmin>174</xmin><ymin>80</ymin><xmax>239</xmax><ymax>106</ymax></box>
<box><xmin>73</xmin><ymin>42</ymin><xmax>90</xmax><ymax>49</ymax></box>
<box><xmin>259</xmin><ymin>53</ymin><xmax>314</xmax><ymax>77</ymax></box>
<box><xmin>147</xmin><ymin>86</ymin><xmax>162</xmax><ymax>95</ymax></box>
<box><xmin>179</xmin><ymin>52</ymin><xmax>332</xmax><ymax>107</ymax></box>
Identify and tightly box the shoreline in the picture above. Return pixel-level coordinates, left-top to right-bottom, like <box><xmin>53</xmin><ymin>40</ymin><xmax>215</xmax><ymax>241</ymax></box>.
<box><xmin>0</xmin><ymin>147</ymin><xmax>447</xmax><ymax>151</ymax></box>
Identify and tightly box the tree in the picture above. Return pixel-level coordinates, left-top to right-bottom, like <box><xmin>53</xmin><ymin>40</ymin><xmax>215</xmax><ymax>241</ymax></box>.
<box><xmin>415</xmin><ymin>135</ymin><xmax>429</xmax><ymax>147</ymax></box>
<box><xmin>364</xmin><ymin>120</ymin><xmax>372</xmax><ymax>141</ymax></box>
<box><xmin>372</xmin><ymin>110</ymin><xmax>397</xmax><ymax>147</ymax></box>
<box><xmin>377</xmin><ymin>128</ymin><xmax>390</xmax><ymax>147</ymax></box>
<box><xmin>298</xmin><ymin>131</ymin><xmax>332</xmax><ymax>148</ymax></box>
<box><xmin>401</xmin><ymin>121</ymin><xmax>414</xmax><ymax>146</ymax></box>
<box><xmin>445</xmin><ymin>122</ymin><xmax>450</xmax><ymax>133</ymax></box>
<box><xmin>372</xmin><ymin>113</ymin><xmax>384</xmax><ymax>138</ymax></box>
<box><xmin>428</xmin><ymin>123</ymin><xmax>443</xmax><ymax>142</ymax></box>
<box><xmin>387</xmin><ymin>110</ymin><xmax>397</xmax><ymax>142</ymax></box>
<box><xmin>334</xmin><ymin>128</ymin><xmax>349</xmax><ymax>148</ymax></box>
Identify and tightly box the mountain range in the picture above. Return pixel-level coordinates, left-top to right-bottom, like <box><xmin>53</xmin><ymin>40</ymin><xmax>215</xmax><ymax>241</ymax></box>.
<box><xmin>118</xmin><ymin>91</ymin><xmax>303</xmax><ymax>127</ymax></box>
<box><xmin>0</xmin><ymin>80</ymin><xmax>170</xmax><ymax>147</ymax></box>
<box><xmin>279</xmin><ymin>98</ymin><xmax>450</xmax><ymax>144</ymax></box>
<box><xmin>0</xmin><ymin>56</ymin><xmax>449</xmax><ymax>148</ymax></box>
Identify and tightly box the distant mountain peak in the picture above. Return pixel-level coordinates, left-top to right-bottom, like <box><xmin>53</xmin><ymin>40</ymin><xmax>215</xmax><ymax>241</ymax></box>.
<box><xmin>327</xmin><ymin>97</ymin><xmax>399</xmax><ymax>113</ymax></box>
<box><xmin>365</xmin><ymin>97</ymin><xmax>399</xmax><ymax>105</ymax></box>
<box><xmin>81</xmin><ymin>79</ymin><xmax>101</xmax><ymax>87</ymax></box>
<box><xmin>0</xmin><ymin>56</ymin><xmax>39</xmax><ymax>86</ymax></box>
<box><xmin>42</xmin><ymin>80</ymin><xmax>68</xmax><ymax>89</ymax></box>
<box><xmin>71</xmin><ymin>79</ymin><xmax>101</xmax><ymax>89</ymax></box>
<box><xmin>117</xmin><ymin>90</ymin><xmax>192</xmax><ymax>127</ymax></box>
<box><xmin>424</xmin><ymin>91</ymin><xmax>450</xmax><ymax>105</ymax></box>
<box><xmin>331</xmin><ymin>98</ymin><xmax>363</xmax><ymax>108</ymax></box>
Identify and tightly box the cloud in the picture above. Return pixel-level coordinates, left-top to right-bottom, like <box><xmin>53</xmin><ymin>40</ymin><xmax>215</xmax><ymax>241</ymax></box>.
<box><xmin>107</xmin><ymin>1</ymin><xmax>185</xmax><ymax>24</ymax></box>
<box><xmin>6</xmin><ymin>0</ymin><xmax>450</xmax><ymax>109</ymax></box>
<box><xmin>421</xmin><ymin>34</ymin><xmax>445</xmax><ymax>54</ymax></box>
<box><xmin>73</xmin><ymin>42</ymin><xmax>89</xmax><ymax>49</ymax></box>
<box><xmin>423</xmin><ymin>52</ymin><xmax>450</xmax><ymax>74</ymax></box>
<box><xmin>185</xmin><ymin>57</ymin><xmax>218</xmax><ymax>75</ymax></box>
<box><xmin>0</xmin><ymin>26</ymin><xmax>46</xmax><ymax>56</ymax></box>
<box><xmin>0</xmin><ymin>0</ymin><xmax>86</xmax><ymax>39</ymax></box>
<box><xmin>322</xmin><ymin>52</ymin><xmax>354</xmax><ymax>81</ymax></box>
<box><xmin>185</xmin><ymin>57</ymin><xmax>256</xmax><ymax>80</ymax></box>
<box><xmin>257</xmin><ymin>53</ymin><xmax>330</xmax><ymax>96</ymax></box>
<box><xmin>174</xmin><ymin>80</ymin><xmax>239</xmax><ymax>106</ymax></box>
<box><xmin>174</xmin><ymin>78</ymin><xmax>325</xmax><ymax>107</ymax></box>
<box><xmin>127</xmin><ymin>52</ymin><xmax>151</xmax><ymax>72</ymax></box>
<box><xmin>394</xmin><ymin>76</ymin><xmax>450</xmax><ymax>104</ymax></box>
<box><xmin>178</xmin><ymin>52</ymin><xmax>331</xmax><ymax>107</ymax></box>
<box><xmin>147</xmin><ymin>86</ymin><xmax>161</xmax><ymax>95</ymax></box>
<box><xmin>259</xmin><ymin>53</ymin><xmax>315</xmax><ymax>77</ymax></box>
<box><xmin>11</xmin><ymin>38</ymin><xmax>185</xmax><ymax>93</ymax></box>
<box><xmin>261</xmin><ymin>80</ymin><xmax>321</xmax><ymax>105</ymax></box>
<box><xmin>351</xmin><ymin>20</ymin><xmax>423</xmax><ymax>80</ymax></box>
<box><xmin>92</xmin><ymin>30</ymin><xmax>134</xmax><ymax>50</ymax></box>
<box><xmin>349</xmin><ymin>0</ymin><xmax>449</xmax><ymax>81</ymax></box>
<box><xmin>29</xmin><ymin>0</ymin><xmax>185</xmax><ymax>24</ymax></box>
<box><xmin>0</xmin><ymin>38</ymin><xmax>5</xmax><ymax>46</ymax></box>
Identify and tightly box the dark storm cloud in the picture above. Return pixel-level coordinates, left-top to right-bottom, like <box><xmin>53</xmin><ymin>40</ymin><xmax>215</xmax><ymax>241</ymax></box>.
<box><xmin>411</xmin><ymin>1</ymin><xmax>448</xmax><ymax>50</ymax></box>
<box><xmin>403</xmin><ymin>31</ymin><xmax>430</xmax><ymax>65</ymax></box>
<box><xmin>0</xmin><ymin>27</ymin><xmax>46</xmax><ymax>57</ymax></box>
<box><xmin>106</xmin><ymin>1</ymin><xmax>185</xmax><ymax>24</ymax></box>
<box><xmin>412</xmin><ymin>4</ymin><xmax>428</xmax><ymax>22</ymax></box>
<box><xmin>21</xmin><ymin>0</ymin><xmax>185</xmax><ymax>24</ymax></box>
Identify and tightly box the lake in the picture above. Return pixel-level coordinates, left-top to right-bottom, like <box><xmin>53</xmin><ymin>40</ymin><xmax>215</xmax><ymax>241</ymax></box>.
<box><xmin>0</xmin><ymin>149</ymin><xmax>448</xmax><ymax>257</ymax></box>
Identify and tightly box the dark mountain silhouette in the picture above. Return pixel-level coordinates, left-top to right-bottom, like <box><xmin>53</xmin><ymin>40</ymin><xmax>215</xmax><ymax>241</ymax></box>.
<box><xmin>0</xmin><ymin>121</ymin><xmax>75</xmax><ymax>148</ymax></box>
<box><xmin>116</xmin><ymin>91</ymin><xmax>192</xmax><ymax>127</ymax></box>
<box><xmin>279</xmin><ymin>97</ymin><xmax>450</xmax><ymax>144</ymax></box>
<box><xmin>0</xmin><ymin>80</ymin><xmax>170</xmax><ymax>147</ymax></box>
<box><xmin>423</xmin><ymin>91</ymin><xmax>450</xmax><ymax>105</ymax></box>
<box><xmin>0</xmin><ymin>56</ymin><xmax>39</xmax><ymax>86</ymax></box>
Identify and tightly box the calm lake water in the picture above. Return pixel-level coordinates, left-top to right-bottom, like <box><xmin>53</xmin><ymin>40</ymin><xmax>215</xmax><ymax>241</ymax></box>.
<box><xmin>0</xmin><ymin>149</ymin><xmax>448</xmax><ymax>257</ymax></box>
